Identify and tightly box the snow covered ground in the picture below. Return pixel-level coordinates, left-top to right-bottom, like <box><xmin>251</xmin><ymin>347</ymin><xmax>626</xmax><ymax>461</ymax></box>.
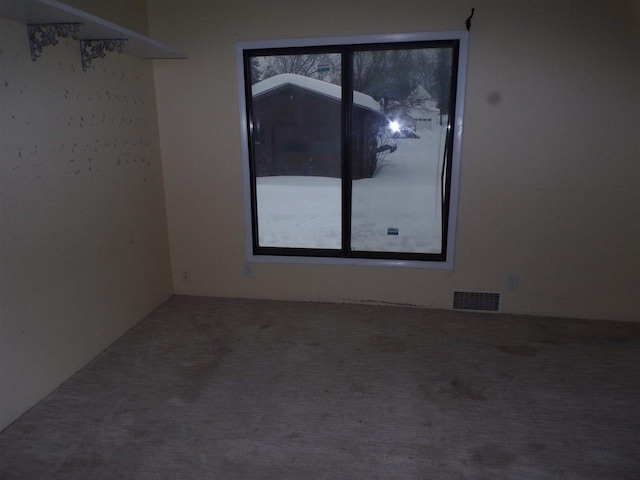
<box><xmin>256</xmin><ymin>121</ymin><xmax>447</xmax><ymax>253</ymax></box>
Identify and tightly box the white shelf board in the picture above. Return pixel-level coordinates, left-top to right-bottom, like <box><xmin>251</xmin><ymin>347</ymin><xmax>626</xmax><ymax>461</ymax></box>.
<box><xmin>0</xmin><ymin>0</ymin><xmax>187</xmax><ymax>59</ymax></box>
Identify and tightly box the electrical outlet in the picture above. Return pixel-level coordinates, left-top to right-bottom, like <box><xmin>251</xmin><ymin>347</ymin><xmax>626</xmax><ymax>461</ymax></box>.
<box><xmin>242</xmin><ymin>263</ymin><xmax>254</xmax><ymax>278</ymax></box>
<box><xmin>182</xmin><ymin>271</ymin><xmax>190</xmax><ymax>283</ymax></box>
<box><xmin>506</xmin><ymin>274</ymin><xmax>519</xmax><ymax>291</ymax></box>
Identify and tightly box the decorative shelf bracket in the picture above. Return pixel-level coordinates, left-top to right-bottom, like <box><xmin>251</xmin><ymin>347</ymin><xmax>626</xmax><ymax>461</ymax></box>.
<box><xmin>28</xmin><ymin>23</ymin><xmax>81</xmax><ymax>61</ymax></box>
<box><xmin>80</xmin><ymin>39</ymin><xmax>127</xmax><ymax>71</ymax></box>
<box><xmin>3</xmin><ymin>0</ymin><xmax>186</xmax><ymax>71</ymax></box>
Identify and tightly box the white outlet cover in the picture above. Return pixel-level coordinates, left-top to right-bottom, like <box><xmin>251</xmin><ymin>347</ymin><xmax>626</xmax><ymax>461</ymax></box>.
<box><xmin>506</xmin><ymin>274</ymin><xmax>519</xmax><ymax>291</ymax></box>
<box><xmin>242</xmin><ymin>263</ymin><xmax>254</xmax><ymax>278</ymax></box>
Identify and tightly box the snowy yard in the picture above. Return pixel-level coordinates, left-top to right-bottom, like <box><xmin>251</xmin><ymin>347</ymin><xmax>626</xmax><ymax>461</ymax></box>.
<box><xmin>256</xmin><ymin>121</ymin><xmax>447</xmax><ymax>253</ymax></box>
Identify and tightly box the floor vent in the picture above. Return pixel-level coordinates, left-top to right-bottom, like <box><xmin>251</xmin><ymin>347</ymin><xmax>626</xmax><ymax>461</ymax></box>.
<box><xmin>453</xmin><ymin>291</ymin><xmax>500</xmax><ymax>312</ymax></box>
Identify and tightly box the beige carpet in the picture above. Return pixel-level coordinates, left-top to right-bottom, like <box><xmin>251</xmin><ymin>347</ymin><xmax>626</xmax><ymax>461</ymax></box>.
<box><xmin>1</xmin><ymin>296</ymin><xmax>639</xmax><ymax>479</ymax></box>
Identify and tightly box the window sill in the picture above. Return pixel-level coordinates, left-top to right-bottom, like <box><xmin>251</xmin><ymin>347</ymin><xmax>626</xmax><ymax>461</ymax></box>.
<box><xmin>247</xmin><ymin>252</ymin><xmax>454</xmax><ymax>270</ymax></box>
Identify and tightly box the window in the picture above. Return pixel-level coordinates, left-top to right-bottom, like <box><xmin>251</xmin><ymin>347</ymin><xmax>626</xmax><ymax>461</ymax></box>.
<box><xmin>236</xmin><ymin>32</ymin><xmax>468</xmax><ymax>268</ymax></box>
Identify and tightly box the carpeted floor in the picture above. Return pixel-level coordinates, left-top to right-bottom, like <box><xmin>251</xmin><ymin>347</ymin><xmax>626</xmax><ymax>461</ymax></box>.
<box><xmin>1</xmin><ymin>295</ymin><xmax>639</xmax><ymax>479</ymax></box>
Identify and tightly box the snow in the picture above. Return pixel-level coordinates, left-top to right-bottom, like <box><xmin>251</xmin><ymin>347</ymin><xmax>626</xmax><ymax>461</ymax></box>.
<box><xmin>252</xmin><ymin>73</ymin><xmax>381</xmax><ymax>113</ymax></box>
<box><xmin>256</xmin><ymin>120</ymin><xmax>448</xmax><ymax>253</ymax></box>
<box><xmin>409</xmin><ymin>84</ymin><xmax>439</xmax><ymax>111</ymax></box>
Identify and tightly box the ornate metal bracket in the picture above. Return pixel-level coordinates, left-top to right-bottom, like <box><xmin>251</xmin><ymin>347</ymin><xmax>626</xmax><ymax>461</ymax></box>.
<box><xmin>28</xmin><ymin>23</ymin><xmax>81</xmax><ymax>61</ymax></box>
<box><xmin>80</xmin><ymin>39</ymin><xmax>127</xmax><ymax>71</ymax></box>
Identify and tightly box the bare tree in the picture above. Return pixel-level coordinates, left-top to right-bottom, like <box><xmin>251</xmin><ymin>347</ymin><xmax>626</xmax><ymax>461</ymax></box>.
<box><xmin>258</xmin><ymin>53</ymin><xmax>341</xmax><ymax>85</ymax></box>
<box><xmin>432</xmin><ymin>48</ymin><xmax>453</xmax><ymax>114</ymax></box>
<box><xmin>353</xmin><ymin>49</ymin><xmax>415</xmax><ymax>113</ymax></box>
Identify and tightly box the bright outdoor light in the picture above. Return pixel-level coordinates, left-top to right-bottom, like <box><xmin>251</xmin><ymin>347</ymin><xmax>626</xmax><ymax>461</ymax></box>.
<box><xmin>388</xmin><ymin>120</ymin><xmax>400</xmax><ymax>133</ymax></box>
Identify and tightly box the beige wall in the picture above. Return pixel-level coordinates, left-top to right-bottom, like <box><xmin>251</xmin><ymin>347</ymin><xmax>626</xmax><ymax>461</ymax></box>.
<box><xmin>0</xmin><ymin>0</ymin><xmax>637</xmax><ymax>434</ymax></box>
<box><xmin>61</xmin><ymin>0</ymin><xmax>150</xmax><ymax>36</ymax></box>
<box><xmin>0</xmin><ymin>2</ymin><xmax>173</xmax><ymax>430</ymax></box>
<box><xmin>149</xmin><ymin>0</ymin><xmax>639</xmax><ymax>322</ymax></box>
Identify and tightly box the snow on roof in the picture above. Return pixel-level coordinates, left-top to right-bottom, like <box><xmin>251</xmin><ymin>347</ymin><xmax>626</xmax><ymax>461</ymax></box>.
<box><xmin>409</xmin><ymin>84</ymin><xmax>439</xmax><ymax>112</ymax></box>
<box><xmin>252</xmin><ymin>73</ymin><xmax>381</xmax><ymax>113</ymax></box>
<box><xmin>411</xmin><ymin>84</ymin><xmax>433</xmax><ymax>101</ymax></box>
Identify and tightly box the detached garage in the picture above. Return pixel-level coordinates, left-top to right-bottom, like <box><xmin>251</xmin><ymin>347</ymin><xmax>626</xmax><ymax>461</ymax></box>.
<box><xmin>250</xmin><ymin>73</ymin><xmax>386</xmax><ymax>179</ymax></box>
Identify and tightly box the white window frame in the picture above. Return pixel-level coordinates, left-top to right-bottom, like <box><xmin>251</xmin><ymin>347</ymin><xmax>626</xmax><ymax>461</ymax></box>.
<box><xmin>236</xmin><ymin>30</ymin><xmax>468</xmax><ymax>269</ymax></box>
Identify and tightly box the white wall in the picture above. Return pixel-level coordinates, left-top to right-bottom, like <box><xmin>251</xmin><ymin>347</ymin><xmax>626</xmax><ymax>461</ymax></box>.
<box><xmin>149</xmin><ymin>0</ymin><xmax>639</xmax><ymax>322</ymax></box>
<box><xmin>0</xmin><ymin>1</ymin><xmax>173</xmax><ymax>430</ymax></box>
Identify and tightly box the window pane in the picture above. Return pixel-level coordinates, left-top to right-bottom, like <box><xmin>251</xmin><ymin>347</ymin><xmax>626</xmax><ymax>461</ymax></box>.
<box><xmin>350</xmin><ymin>47</ymin><xmax>453</xmax><ymax>254</ymax></box>
<box><xmin>249</xmin><ymin>53</ymin><xmax>342</xmax><ymax>249</ymax></box>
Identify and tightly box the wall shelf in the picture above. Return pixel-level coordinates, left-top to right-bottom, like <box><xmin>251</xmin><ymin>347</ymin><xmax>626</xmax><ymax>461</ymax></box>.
<box><xmin>0</xmin><ymin>0</ymin><xmax>187</xmax><ymax>60</ymax></box>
